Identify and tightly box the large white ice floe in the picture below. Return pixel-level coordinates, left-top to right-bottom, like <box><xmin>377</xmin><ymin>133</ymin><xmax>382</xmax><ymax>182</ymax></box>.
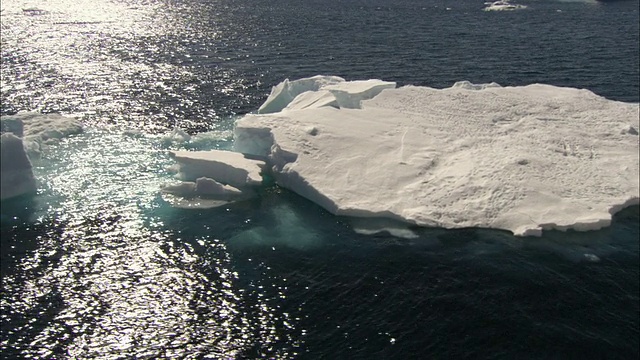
<box><xmin>231</xmin><ymin>76</ymin><xmax>639</xmax><ymax>237</ymax></box>
<box><xmin>1</xmin><ymin>112</ymin><xmax>83</xmax><ymax>200</ymax></box>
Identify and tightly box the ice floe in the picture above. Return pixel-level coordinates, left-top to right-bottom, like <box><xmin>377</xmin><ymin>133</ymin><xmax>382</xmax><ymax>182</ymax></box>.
<box><xmin>1</xmin><ymin>112</ymin><xmax>83</xmax><ymax>200</ymax></box>
<box><xmin>484</xmin><ymin>1</ymin><xmax>528</xmax><ymax>11</ymax></box>
<box><xmin>162</xmin><ymin>150</ymin><xmax>266</xmax><ymax>208</ymax></box>
<box><xmin>228</xmin><ymin>76</ymin><xmax>639</xmax><ymax>236</ymax></box>
<box><xmin>1</xmin><ymin>132</ymin><xmax>37</xmax><ymax>200</ymax></box>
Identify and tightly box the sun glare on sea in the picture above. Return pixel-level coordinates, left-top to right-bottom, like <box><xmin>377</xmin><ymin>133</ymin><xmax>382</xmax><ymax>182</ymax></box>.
<box><xmin>1</xmin><ymin>0</ymin><xmax>167</xmax><ymax>29</ymax></box>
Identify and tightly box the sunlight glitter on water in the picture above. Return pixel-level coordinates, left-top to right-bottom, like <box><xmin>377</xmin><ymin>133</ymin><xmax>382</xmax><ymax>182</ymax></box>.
<box><xmin>1</xmin><ymin>0</ymin><xmax>256</xmax><ymax>132</ymax></box>
<box><xmin>0</xmin><ymin>129</ymin><xmax>298</xmax><ymax>358</ymax></box>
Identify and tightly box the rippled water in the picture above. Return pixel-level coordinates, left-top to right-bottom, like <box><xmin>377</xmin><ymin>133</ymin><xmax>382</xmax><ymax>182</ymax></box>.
<box><xmin>1</xmin><ymin>0</ymin><xmax>639</xmax><ymax>358</ymax></box>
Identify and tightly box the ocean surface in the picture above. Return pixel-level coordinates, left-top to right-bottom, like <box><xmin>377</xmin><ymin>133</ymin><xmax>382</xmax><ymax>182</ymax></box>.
<box><xmin>1</xmin><ymin>0</ymin><xmax>639</xmax><ymax>358</ymax></box>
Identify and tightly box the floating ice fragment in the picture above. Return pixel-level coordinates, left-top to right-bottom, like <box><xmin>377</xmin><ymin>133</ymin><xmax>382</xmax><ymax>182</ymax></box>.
<box><xmin>258</xmin><ymin>75</ymin><xmax>345</xmax><ymax>114</ymax></box>
<box><xmin>160</xmin><ymin>177</ymin><xmax>253</xmax><ymax>209</ymax></box>
<box><xmin>258</xmin><ymin>75</ymin><xmax>396</xmax><ymax>113</ymax></box>
<box><xmin>163</xmin><ymin>150</ymin><xmax>266</xmax><ymax>208</ymax></box>
<box><xmin>483</xmin><ymin>0</ymin><xmax>527</xmax><ymax>11</ymax></box>
<box><xmin>1</xmin><ymin>113</ymin><xmax>83</xmax><ymax>200</ymax></box>
<box><xmin>350</xmin><ymin>218</ymin><xmax>419</xmax><ymax>239</ymax></box>
<box><xmin>6</xmin><ymin>112</ymin><xmax>84</xmax><ymax>157</ymax></box>
<box><xmin>168</xmin><ymin>149</ymin><xmax>265</xmax><ymax>189</ymax></box>
<box><xmin>162</xmin><ymin>128</ymin><xmax>191</xmax><ymax>145</ymax></box>
<box><xmin>1</xmin><ymin>133</ymin><xmax>37</xmax><ymax>200</ymax></box>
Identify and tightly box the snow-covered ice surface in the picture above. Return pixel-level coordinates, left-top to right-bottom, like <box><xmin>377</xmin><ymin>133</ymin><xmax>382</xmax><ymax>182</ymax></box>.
<box><xmin>234</xmin><ymin>76</ymin><xmax>640</xmax><ymax>237</ymax></box>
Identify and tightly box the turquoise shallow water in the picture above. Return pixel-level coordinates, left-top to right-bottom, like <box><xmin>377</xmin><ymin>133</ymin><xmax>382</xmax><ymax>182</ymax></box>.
<box><xmin>1</xmin><ymin>0</ymin><xmax>639</xmax><ymax>358</ymax></box>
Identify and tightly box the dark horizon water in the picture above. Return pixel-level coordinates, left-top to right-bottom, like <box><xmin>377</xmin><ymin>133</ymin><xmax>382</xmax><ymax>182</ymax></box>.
<box><xmin>1</xmin><ymin>0</ymin><xmax>639</xmax><ymax>359</ymax></box>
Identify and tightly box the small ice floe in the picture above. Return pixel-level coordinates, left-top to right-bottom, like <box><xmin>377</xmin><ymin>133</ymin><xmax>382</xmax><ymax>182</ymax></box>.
<box><xmin>1</xmin><ymin>112</ymin><xmax>83</xmax><ymax>200</ymax></box>
<box><xmin>162</xmin><ymin>149</ymin><xmax>266</xmax><ymax>209</ymax></box>
<box><xmin>161</xmin><ymin>176</ymin><xmax>255</xmax><ymax>209</ymax></box>
<box><xmin>1</xmin><ymin>133</ymin><xmax>36</xmax><ymax>200</ymax></box>
<box><xmin>483</xmin><ymin>1</ymin><xmax>527</xmax><ymax>11</ymax></box>
<box><xmin>161</xmin><ymin>128</ymin><xmax>191</xmax><ymax>146</ymax></box>
<box><xmin>583</xmin><ymin>253</ymin><xmax>601</xmax><ymax>263</ymax></box>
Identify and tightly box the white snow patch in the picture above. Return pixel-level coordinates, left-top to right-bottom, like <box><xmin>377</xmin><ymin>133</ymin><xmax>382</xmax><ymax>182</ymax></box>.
<box><xmin>234</xmin><ymin>76</ymin><xmax>639</xmax><ymax>237</ymax></box>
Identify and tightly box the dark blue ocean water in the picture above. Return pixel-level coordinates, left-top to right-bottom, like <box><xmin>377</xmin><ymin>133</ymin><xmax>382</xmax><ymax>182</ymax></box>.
<box><xmin>1</xmin><ymin>0</ymin><xmax>638</xmax><ymax>358</ymax></box>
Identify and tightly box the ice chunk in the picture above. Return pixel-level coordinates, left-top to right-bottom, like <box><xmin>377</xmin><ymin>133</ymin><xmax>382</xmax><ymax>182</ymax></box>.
<box><xmin>259</xmin><ymin>76</ymin><xmax>396</xmax><ymax>114</ymax></box>
<box><xmin>4</xmin><ymin>112</ymin><xmax>84</xmax><ymax>157</ymax></box>
<box><xmin>236</xmin><ymin>78</ymin><xmax>639</xmax><ymax>237</ymax></box>
<box><xmin>258</xmin><ymin>75</ymin><xmax>345</xmax><ymax>114</ymax></box>
<box><xmin>1</xmin><ymin>113</ymin><xmax>82</xmax><ymax>200</ymax></box>
<box><xmin>161</xmin><ymin>181</ymin><xmax>196</xmax><ymax>196</ymax></box>
<box><xmin>161</xmin><ymin>128</ymin><xmax>191</xmax><ymax>145</ymax></box>
<box><xmin>1</xmin><ymin>133</ymin><xmax>37</xmax><ymax>200</ymax></box>
<box><xmin>160</xmin><ymin>176</ymin><xmax>253</xmax><ymax>209</ymax></box>
<box><xmin>483</xmin><ymin>1</ymin><xmax>527</xmax><ymax>11</ymax></box>
<box><xmin>17</xmin><ymin>112</ymin><xmax>83</xmax><ymax>140</ymax></box>
<box><xmin>350</xmin><ymin>218</ymin><xmax>420</xmax><ymax>239</ymax></box>
<box><xmin>168</xmin><ymin>149</ymin><xmax>265</xmax><ymax>189</ymax></box>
